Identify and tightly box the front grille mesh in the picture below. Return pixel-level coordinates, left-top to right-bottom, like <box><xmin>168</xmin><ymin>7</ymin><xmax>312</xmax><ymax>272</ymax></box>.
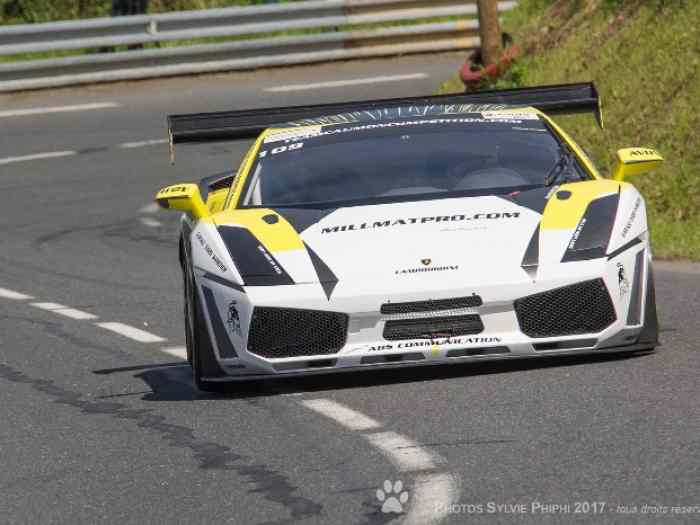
<box><xmin>383</xmin><ymin>314</ymin><xmax>483</xmax><ymax>341</ymax></box>
<box><xmin>514</xmin><ymin>279</ymin><xmax>616</xmax><ymax>338</ymax></box>
<box><xmin>381</xmin><ymin>295</ymin><xmax>482</xmax><ymax>315</ymax></box>
<box><xmin>248</xmin><ymin>307</ymin><xmax>348</xmax><ymax>358</ymax></box>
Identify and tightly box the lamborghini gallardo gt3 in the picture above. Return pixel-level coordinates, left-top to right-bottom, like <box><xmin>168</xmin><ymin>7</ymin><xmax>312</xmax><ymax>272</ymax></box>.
<box><xmin>156</xmin><ymin>83</ymin><xmax>661</xmax><ymax>392</ymax></box>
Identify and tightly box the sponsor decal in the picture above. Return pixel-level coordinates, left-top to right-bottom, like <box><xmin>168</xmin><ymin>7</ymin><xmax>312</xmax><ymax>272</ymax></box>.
<box><xmin>289</xmin><ymin>114</ymin><xmax>523</xmax><ymax>133</ymax></box>
<box><xmin>617</xmin><ymin>262</ymin><xmax>630</xmax><ymax>297</ymax></box>
<box><xmin>322</xmin><ymin>212</ymin><xmax>520</xmax><ymax>234</ymax></box>
<box><xmin>257</xmin><ymin>116</ymin><xmax>544</xmax><ymax>151</ymax></box>
<box><xmin>398</xmin><ymin>337</ymin><xmax>502</xmax><ymax>348</ymax></box>
<box><xmin>226</xmin><ymin>301</ymin><xmax>242</xmax><ymax>336</ymax></box>
<box><xmin>367</xmin><ymin>337</ymin><xmax>502</xmax><ymax>352</ymax></box>
<box><xmin>158</xmin><ymin>185</ymin><xmax>188</xmax><ymax>195</ymax></box>
<box><xmin>257</xmin><ymin>244</ymin><xmax>284</xmax><ymax>275</ymax></box>
<box><xmin>395</xmin><ymin>265</ymin><xmax>459</xmax><ymax>276</ymax></box>
<box><xmin>482</xmin><ymin>111</ymin><xmax>539</xmax><ymax>119</ymax></box>
<box><xmin>629</xmin><ymin>149</ymin><xmax>657</xmax><ymax>157</ymax></box>
<box><xmin>257</xmin><ymin>142</ymin><xmax>304</xmax><ymax>159</ymax></box>
<box><xmin>621</xmin><ymin>197</ymin><xmax>642</xmax><ymax>238</ymax></box>
<box><xmin>511</xmin><ymin>126</ymin><xmax>548</xmax><ymax>133</ymax></box>
<box><xmin>264</xmin><ymin>126</ymin><xmax>322</xmax><ymax>143</ymax></box>
<box><xmin>568</xmin><ymin>217</ymin><xmax>587</xmax><ymax>250</ymax></box>
<box><xmin>368</xmin><ymin>344</ymin><xmax>394</xmax><ymax>352</ymax></box>
<box><xmin>195</xmin><ymin>232</ymin><xmax>228</xmax><ymax>273</ymax></box>
<box><xmin>439</xmin><ymin>225</ymin><xmax>488</xmax><ymax>233</ymax></box>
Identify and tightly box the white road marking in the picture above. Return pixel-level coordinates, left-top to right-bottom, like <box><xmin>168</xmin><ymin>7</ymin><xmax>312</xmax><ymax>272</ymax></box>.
<box><xmin>0</xmin><ymin>102</ymin><xmax>120</xmax><ymax>118</ymax></box>
<box><xmin>301</xmin><ymin>399</ymin><xmax>382</xmax><ymax>431</ymax></box>
<box><xmin>31</xmin><ymin>302</ymin><xmax>65</xmax><ymax>310</ymax></box>
<box><xmin>161</xmin><ymin>346</ymin><xmax>188</xmax><ymax>360</ymax></box>
<box><xmin>0</xmin><ymin>150</ymin><xmax>77</xmax><ymax>166</ymax></box>
<box><xmin>52</xmin><ymin>308</ymin><xmax>98</xmax><ymax>320</ymax></box>
<box><xmin>364</xmin><ymin>431</ymin><xmax>437</xmax><ymax>471</ymax></box>
<box><xmin>1</xmin><ymin>136</ymin><xmax>170</xmax><ymax>167</ymax></box>
<box><xmin>0</xmin><ymin>138</ymin><xmax>167</xmax><ymax>167</ymax></box>
<box><xmin>299</xmin><ymin>399</ymin><xmax>461</xmax><ymax>523</ymax></box>
<box><xmin>31</xmin><ymin>302</ymin><xmax>98</xmax><ymax>319</ymax></box>
<box><xmin>265</xmin><ymin>73</ymin><xmax>430</xmax><ymax>93</ymax></box>
<box><xmin>140</xmin><ymin>217</ymin><xmax>162</xmax><ymax>228</ymax></box>
<box><xmin>119</xmin><ymin>138</ymin><xmax>168</xmax><ymax>149</ymax></box>
<box><xmin>139</xmin><ymin>202</ymin><xmax>160</xmax><ymax>214</ymax></box>
<box><xmin>96</xmin><ymin>322</ymin><xmax>166</xmax><ymax>343</ymax></box>
<box><xmin>0</xmin><ymin>287</ymin><xmax>34</xmax><ymax>300</ymax></box>
<box><xmin>404</xmin><ymin>473</ymin><xmax>462</xmax><ymax>525</ymax></box>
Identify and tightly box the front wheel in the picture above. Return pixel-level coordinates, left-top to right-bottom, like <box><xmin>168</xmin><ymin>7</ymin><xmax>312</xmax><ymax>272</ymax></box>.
<box><xmin>184</xmin><ymin>264</ymin><xmax>230</xmax><ymax>393</ymax></box>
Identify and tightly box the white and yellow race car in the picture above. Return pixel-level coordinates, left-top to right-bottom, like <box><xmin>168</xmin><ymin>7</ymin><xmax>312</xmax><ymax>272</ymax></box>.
<box><xmin>157</xmin><ymin>83</ymin><xmax>661</xmax><ymax>392</ymax></box>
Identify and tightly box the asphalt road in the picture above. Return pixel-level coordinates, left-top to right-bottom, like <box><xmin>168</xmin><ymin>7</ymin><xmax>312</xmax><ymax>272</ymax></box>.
<box><xmin>1</xmin><ymin>54</ymin><xmax>699</xmax><ymax>524</ymax></box>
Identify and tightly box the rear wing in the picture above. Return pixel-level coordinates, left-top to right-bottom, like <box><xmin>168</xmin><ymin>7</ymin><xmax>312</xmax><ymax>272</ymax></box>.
<box><xmin>167</xmin><ymin>82</ymin><xmax>603</xmax><ymax>161</ymax></box>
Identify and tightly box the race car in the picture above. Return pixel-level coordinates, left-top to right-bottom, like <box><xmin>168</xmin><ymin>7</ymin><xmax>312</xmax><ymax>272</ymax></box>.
<box><xmin>157</xmin><ymin>83</ymin><xmax>662</xmax><ymax>392</ymax></box>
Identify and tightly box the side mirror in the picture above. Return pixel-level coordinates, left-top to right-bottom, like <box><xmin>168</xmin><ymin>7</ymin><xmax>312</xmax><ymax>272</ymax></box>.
<box><xmin>612</xmin><ymin>148</ymin><xmax>663</xmax><ymax>181</ymax></box>
<box><xmin>155</xmin><ymin>183</ymin><xmax>209</xmax><ymax>219</ymax></box>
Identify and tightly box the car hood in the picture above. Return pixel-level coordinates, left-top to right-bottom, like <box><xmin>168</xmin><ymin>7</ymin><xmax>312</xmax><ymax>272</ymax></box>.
<box><xmin>290</xmin><ymin>196</ymin><xmax>539</xmax><ymax>285</ymax></box>
<box><xmin>213</xmin><ymin>181</ymin><xmax>625</xmax><ymax>295</ymax></box>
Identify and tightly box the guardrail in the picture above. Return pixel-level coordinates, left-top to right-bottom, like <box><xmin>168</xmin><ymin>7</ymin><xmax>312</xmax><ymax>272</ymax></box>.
<box><xmin>0</xmin><ymin>0</ymin><xmax>516</xmax><ymax>93</ymax></box>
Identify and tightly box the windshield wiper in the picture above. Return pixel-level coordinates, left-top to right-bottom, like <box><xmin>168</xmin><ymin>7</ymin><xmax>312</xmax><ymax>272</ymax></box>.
<box><xmin>544</xmin><ymin>148</ymin><xmax>574</xmax><ymax>186</ymax></box>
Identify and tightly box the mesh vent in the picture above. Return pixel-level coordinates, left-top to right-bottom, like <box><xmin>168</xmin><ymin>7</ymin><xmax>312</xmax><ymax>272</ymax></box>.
<box><xmin>247</xmin><ymin>307</ymin><xmax>348</xmax><ymax>358</ymax></box>
<box><xmin>515</xmin><ymin>279</ymin><xmax>616</xmax><ymax>338</ymax></box>
<box><xmin>381</xmin><ymin>295</ymin><xmax>482</xmax><ymax>315</ymax></box>
<box><xmin>383</xmin><ymin>314</ymin><xmax>483</xmax><ymax>341</ymax></box>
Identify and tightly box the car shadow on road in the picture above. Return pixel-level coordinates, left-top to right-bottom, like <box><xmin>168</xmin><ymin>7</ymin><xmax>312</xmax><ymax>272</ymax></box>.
<box><xmin>100</xmin><ymin>350</ymin><xmax>655</xmax><ymax>403</ymax></box>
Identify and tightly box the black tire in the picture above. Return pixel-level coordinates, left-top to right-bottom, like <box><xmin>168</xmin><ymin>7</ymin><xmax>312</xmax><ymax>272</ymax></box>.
<box><xmin>636</xmin><ymin>265</ymin><xmax>659</xmax><ymax>349</ymax></box>
<box><xmin>183</xmin><ymin>263</ymin><xmax>230</xmax><ymax>393</ymax></box>
<box><xmin>183</xmin><ymin>269</ymin><xmax>194</xmax><ymax>366</ymax></box>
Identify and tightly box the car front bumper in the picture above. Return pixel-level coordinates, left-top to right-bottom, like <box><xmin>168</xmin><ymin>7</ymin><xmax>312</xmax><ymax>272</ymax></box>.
<box><xmin>195</xmin><ymin>248</ymin><xmax>658</xmax><ymax>383</ymax></box>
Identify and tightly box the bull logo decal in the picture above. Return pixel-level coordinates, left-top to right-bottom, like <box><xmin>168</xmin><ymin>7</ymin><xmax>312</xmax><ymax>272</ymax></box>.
<box><xmin>227</xmin><ymin>301</ymin><xmax>242</xmax><ymax>336</ymax></box>
<box><xmin>617</xmin><ymin>263</ymin><xmax>630</xmax><ymax>297</ymax></box>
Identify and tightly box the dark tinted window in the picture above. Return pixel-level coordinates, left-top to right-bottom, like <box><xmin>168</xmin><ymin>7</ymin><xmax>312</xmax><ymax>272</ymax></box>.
<box><xmin>243</xmin><ymin>115</ymin><xmax>586</xmax><ymax>207</ymax></box>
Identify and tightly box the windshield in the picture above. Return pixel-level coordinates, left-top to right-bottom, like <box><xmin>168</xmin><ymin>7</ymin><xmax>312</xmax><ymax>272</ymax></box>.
<box><xmin>241</xmin><ymin>114</ymin><xmax>588</xmax><ymax>208</ymax></box>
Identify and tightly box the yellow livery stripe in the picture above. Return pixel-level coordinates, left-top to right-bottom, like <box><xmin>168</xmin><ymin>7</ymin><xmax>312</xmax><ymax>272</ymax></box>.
<box><xmin>225</xmin><ymin>133</ymin><xmax>265</xmax><ymax>209</ymax></box>
<box><xmin>541</xmin><ymin>180</ymin><xmax>620</xmax><ymax>230</ymax></box>
<box><xmin>215</xmin><ymin>208</ymin><xmax>304</xmax><ymax>253</ymax></box>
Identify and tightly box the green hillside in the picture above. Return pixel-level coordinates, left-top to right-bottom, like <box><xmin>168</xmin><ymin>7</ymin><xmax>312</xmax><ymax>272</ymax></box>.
<box><xmin>439</xmin><ymin>0</ymin><xmax>700</xmax><ymax>260</ymax></box>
